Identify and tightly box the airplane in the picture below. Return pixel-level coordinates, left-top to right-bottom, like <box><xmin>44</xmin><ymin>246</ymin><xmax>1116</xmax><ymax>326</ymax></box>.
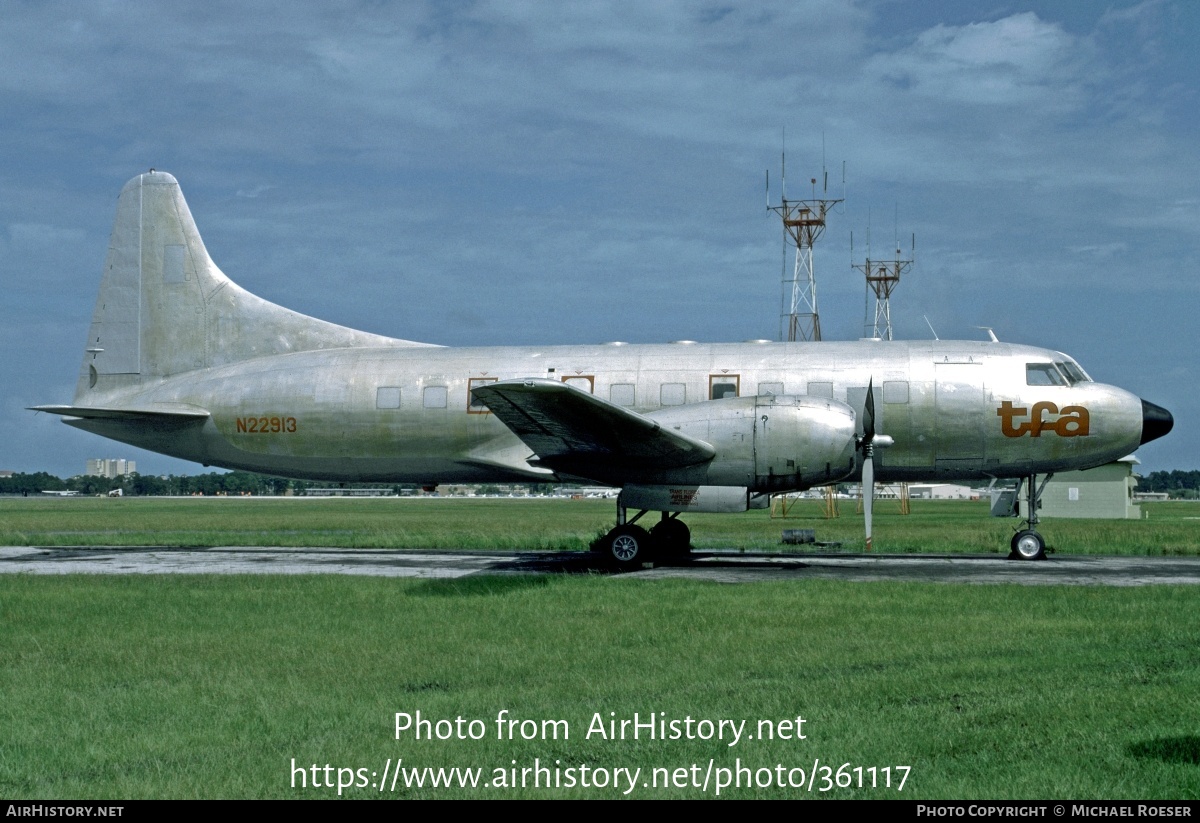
<box><xmin>31</xmin><ymin>171</ymin><xmax>1173</xmax><ymax>565</ymax></box>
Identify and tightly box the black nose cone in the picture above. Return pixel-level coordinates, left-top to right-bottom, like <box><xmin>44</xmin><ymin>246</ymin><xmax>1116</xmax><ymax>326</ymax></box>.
<box><xmin>1141</xmin><ymin>399</ymin><xmax>1174</xmax><ymax>445</ymax></box>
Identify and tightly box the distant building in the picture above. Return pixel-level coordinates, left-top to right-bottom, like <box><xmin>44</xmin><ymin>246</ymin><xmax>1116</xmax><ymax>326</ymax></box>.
<box><xmin>906</xmin><ymin>483</ymin><xmax>978</xmax><ymax>500</ymax></box>
<box><xmin>1038</xmin><ymin>456</ymin><xmax>1142</xmax><ymax>520</ymax></box>
<box><xmin>85</xmin><ymin>458</ymin><xmax>137</xmax><ymax>478</ymax></box>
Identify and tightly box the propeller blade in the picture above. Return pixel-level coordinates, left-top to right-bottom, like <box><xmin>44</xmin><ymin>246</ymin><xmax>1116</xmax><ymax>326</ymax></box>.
<box><xmin>863</xmin><ymin>451</ymin><xmax>874</xmax><ymax>552</ymax></box>
<box><xmin>863</xmin><ymin>378</ymin><xmax>876</xmax><ymax>444</ymax></box>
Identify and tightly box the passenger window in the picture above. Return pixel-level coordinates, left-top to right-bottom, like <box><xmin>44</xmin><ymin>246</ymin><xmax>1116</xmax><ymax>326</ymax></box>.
<box><xmin>1026</xmin><ymin>364</ymin><xmax>1066</xmax><ymax>386</ymax></box>
<box><xmin>660</xmin><ymin>383</ymin><xmax>686</xmax><ymax>406</ymax></box>
<box><xmin>807</xmin><ymin>382</ymin><xmax>834</xmax><ymax>398</ymax></box>
<box><xmin>758</xmin><ymin>382</ymin><xmax>784</xmax><ymax>397</ymax></box>
<box><xmin>610</xmin><ymin>384</ymin><xmax>636</xmax><ymax>407</ymax></box>
<box><xmin>423</xmin><ymin>386</ymin><xmax>448</xmax><ymax>408</ymax></box>
<box><xmin>376</xmin><ymin>387</ymin><xmax>401</xmax><ymax>409</ymax></box>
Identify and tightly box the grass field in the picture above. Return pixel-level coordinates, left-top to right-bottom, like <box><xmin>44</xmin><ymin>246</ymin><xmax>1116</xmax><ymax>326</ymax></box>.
<box><xmin>2</xmin><ymin>498</ymin><xmax>1198</xmax><ymax>799</ymax></box>
<box><xmin>1</xmin><ymin>496</ymin><xmax>1198</xmax><ymax>555</ymax></box>
<box><xmin>2</xmin><ymin>574</ymin><xmax>1199</xmax><ymax>799</ymax></box>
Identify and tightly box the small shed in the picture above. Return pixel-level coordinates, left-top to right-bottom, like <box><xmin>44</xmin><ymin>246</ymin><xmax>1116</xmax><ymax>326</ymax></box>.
<box><xmin>1039</xmin><ymin>455</ymin><xmax>1141</xmax><ymax>520</ymax></box>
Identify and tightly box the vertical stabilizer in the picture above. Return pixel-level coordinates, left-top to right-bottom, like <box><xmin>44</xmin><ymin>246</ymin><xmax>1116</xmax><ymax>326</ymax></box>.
<box><xmin>75</xmin><ymin>171</ymin><xmax>429</xmax><ymax>404</ymax></box>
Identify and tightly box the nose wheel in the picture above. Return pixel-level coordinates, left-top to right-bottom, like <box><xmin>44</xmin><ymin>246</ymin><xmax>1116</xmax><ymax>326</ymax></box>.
<box><xmin>1010</xmin><ymin>529</ymin><xmax>1046</xmax><ymax>561</ymax></box>
<box><xmin>1008</xmin><ymin>473</ymin><xmax>1052</xmax><ymax>561</ymax></box>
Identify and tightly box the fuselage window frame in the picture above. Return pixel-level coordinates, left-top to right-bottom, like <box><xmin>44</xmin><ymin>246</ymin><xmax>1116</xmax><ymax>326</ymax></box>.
<box><xmin>709</xmin><ymin>374</ymin><xmax>740</xmax><ymax>400</ymax></box>
<box><xmin>467</xmin><ymin>377</ymin><xmax>497</xmax><ymax>414</ymax></box>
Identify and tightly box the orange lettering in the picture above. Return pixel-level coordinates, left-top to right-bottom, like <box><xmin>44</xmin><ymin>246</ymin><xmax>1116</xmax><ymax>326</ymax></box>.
<box><xmin>1055</xmin><ymin>406</ymin><xmax>1090</xmax><ymax>436</ymax></box>
<box><xmin>997</xmin><ymin>401</ymin><xmax>1090</xmax><ymax>438</ymax></box>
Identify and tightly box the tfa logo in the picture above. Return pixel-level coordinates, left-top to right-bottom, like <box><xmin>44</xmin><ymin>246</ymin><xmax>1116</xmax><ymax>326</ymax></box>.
<box><xmin>997</xmin><ymin>401</ymin><xmax>1090</xmax><ymax>438</ymax></box>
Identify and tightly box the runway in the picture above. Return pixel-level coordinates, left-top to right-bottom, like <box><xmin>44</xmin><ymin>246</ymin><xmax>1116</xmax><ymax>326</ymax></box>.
<box><xmin>2</xmin><ymin>545</ymin><xmax>1199</xmax><ymax>585</ymax></box>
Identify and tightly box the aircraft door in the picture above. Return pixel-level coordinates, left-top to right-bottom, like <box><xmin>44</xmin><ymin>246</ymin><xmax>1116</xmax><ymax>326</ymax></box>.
<box><xmin>934</xmin><ymin>362</ymin><xmax>985</xmax><ymax>473</ymax></box>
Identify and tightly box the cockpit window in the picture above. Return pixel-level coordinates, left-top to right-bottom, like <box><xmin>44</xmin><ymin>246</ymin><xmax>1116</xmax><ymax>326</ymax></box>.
<box><xmin>1026</xmin><ymin>363</ymin><xmax>1067</xmax><ymax>386</ymax></box>
<box><xmin>1056</xmin><ymin>360</ymin><xmax>1091</xmax><ymax>384</ymax></box>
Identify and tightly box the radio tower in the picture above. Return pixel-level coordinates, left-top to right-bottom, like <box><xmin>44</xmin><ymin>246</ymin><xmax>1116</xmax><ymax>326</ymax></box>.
<box><xmin>767</xmin><ymin>149</ymin><xmax>843</xmax><ymax>342</ymax></box>
<box><xmin>852</xmin><ymin>228</ymin><xmax>914</xmax><ymax>341</ymax></box>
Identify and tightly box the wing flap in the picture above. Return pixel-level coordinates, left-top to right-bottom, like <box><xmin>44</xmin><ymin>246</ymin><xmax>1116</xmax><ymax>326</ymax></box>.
<box><xmin>470</xmin><ymin>379</ymin><xmax>714</xmax><ymax>477</ymax></box>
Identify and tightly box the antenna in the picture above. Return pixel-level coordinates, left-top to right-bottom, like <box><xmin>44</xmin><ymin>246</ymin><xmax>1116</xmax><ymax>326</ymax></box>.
<box><xmin>767</xmin><ymin>134</ymin><xmax>844</xmax><ymax>342</ymax></box>
<box><xmin>853</xmin><ymin>207</ymin><xmax>913</xmax><ymax>341</ymax></box>
<box><xmin>924</xmin><ymin>315</ymin><xmax>939</xmax><ymax>340</ymax></box>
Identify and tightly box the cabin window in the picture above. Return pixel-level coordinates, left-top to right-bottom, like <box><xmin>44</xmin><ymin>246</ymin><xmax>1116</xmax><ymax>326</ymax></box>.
<box><xmin>883</xmin><ymin>381</ymin><xmax>909</xmax><ymax>404</ymax></box>
<box><xmin>610</xmin><ymin>384</ymin><xmax>636</xmax><ymax>407</ymax></box>
<box><xmin>423</xmin><ymin>386</ymin><xmax>448</xmax><ymax>408</ymax></box>
<box><xmin>467</xmin><ymin>377</ymin><xmax>497</xmax><ymax>413</ymax></box>
<box><xmin>758</xmin><ymin>382</ymin><xmax>784</xmax><ymax>397</ymax></box>
<box><xmin>376</xmin><ymin>387</ymin><xmax>401</xmax><ymax>409</ymax></box>
<box><xmin>709</xmin><ymin>374</ymin><xmax>739</xmax><ymax>400</ymax></box>
<box><xmin>660</xmin><ymin>383</ymin><xmax>686</xmax><ymax>406</ymax></box>
<box><xmin>1026</xmin><ymin>363</ymin><xmax>1067</xmax><ymax>386</ymax></box>
<box><xmin>807</xmin><ymin>382</ymin><xmax>834</xmax><ymax>398</ymax></box>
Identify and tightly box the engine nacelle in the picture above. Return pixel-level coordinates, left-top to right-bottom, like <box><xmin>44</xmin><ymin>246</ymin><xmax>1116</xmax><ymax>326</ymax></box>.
<box><xmin>645</xmin><ymin>394</ymin><xmax>858</xmax><ymax>492</ymax></box>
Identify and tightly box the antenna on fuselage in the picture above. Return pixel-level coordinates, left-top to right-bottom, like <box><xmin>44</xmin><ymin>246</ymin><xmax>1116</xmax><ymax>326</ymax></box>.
<box><xmin>924</xmin><ymin>315</ymin><xmax>940</xmax><ymax>340</ymax></box>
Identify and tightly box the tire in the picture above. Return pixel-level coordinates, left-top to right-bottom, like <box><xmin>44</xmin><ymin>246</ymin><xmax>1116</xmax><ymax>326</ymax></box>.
<box><xmin>650</xmin><ymin>518</ymin><xmax>691</xmax><ymax>560</ymax></box>
<box><xmin>605</xmin><ymin>524</ymin><xmax>654</xmax><ymax>568</ymax></box>
<box><xmin>1009</xmin><ymin>529</ymin><xmax>1046</xmax><ymax>561</ymax></box>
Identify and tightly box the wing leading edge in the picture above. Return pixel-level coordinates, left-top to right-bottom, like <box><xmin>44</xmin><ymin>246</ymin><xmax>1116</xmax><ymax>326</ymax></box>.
<box><xmin>470</xmin><ymin>378</ymin><xmax>714</xmax><ymax>479</ymax></box>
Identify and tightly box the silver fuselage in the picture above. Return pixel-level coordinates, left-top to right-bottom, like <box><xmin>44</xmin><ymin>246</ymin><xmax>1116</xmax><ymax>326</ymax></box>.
<box><xmin>68</xmin><ymin>338</ymin><xmax>1144</xmax><ymax>487</ymax></box>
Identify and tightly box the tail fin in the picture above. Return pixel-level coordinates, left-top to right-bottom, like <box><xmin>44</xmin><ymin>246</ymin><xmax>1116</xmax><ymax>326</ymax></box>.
<box><xmin>75</xmin><ymin>171</ymin><xmax>430</xmax><ymax>403</ymax></box>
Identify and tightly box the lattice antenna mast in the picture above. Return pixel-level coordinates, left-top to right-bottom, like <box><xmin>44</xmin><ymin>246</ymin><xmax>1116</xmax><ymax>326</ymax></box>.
<box><xmin>767</xmin><ymin>146</ymin><xmax>844</xmax><ymax>342</ymax></box>
<box><xmin>852</xmin><ymin>222</ymin><xmax>914</xmax><ymax>341</ymax></box>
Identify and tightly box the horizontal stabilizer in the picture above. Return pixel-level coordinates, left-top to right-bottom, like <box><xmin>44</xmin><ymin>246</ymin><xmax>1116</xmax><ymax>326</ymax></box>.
<box><xmin>470</xmin><ymin>379</ymin><xmax>714</xmax><ymax>479</ymax></box>
<box><xmin>28</xmin><ymin>405</ymin><xmax>210</xmax><ymax>421</ymax></box>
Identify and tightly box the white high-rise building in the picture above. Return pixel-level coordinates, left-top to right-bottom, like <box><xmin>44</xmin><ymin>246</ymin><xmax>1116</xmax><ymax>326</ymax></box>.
<box><xmin>85</xmin><ymin>459</ymin><xmax>137</xmax><ymax>478</ymax></box>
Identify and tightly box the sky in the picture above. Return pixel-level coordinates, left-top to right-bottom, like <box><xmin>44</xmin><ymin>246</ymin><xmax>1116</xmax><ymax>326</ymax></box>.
<box><xmin>2</xmin><ymin>0</ymin><xmax>1196</xmax><ymax>478</ymax></box>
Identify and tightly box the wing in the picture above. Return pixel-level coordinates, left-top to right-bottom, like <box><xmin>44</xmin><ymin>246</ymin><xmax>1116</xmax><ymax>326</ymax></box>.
<box><xmin>470</xmin><ymin>378</ymin><xmax>714</xmax><ymax>480</ymax></box>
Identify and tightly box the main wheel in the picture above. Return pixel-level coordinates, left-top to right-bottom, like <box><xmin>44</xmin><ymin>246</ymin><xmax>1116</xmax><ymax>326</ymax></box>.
<box><xmin>1009</xmin><ymin>529</ymin><xmax>1046</xmax><ymax>561</ymax></box>
<box><xmin>651</xmin><ymin>518</ymin><xmax>692</xmax><ymax>560</ymax></box>
<box><xmin>604</xmin><ymin>524</ymin><xmax>655</xmax><ymax>568</ymax></box>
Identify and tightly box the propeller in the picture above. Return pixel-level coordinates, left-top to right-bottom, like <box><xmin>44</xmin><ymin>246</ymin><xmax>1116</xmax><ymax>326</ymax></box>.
<box><xmin>858</xmin><ymin>379</ymin><xmax>893</xmax><ymax>552</ymax></box>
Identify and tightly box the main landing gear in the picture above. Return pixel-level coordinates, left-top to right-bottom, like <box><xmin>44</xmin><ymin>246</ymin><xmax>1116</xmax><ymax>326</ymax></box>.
<box><xmin>596</xmin><ymin>498</ymin><xmax>692</xmax><ymax>569</ymax></box>
<box><xmin>1009</xmin><ymin>473</ymin><xmax>1053</xmax><ymax>561</ymax></box>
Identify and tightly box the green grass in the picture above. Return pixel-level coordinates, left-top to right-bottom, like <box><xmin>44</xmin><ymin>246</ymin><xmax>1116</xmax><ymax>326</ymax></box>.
<box><xmin>1</xmin><ymin>575</ymin><xmax>1198</xmax><ymax>799</ymax></box>
<box><xmin>1</xmin><ymin>497</ymin><xmax>1198</xmax><ymax>556</ymax></box>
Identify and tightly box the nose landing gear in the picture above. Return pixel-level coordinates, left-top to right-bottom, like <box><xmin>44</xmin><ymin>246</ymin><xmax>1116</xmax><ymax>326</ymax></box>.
<box><xmin>1009</xmin><ymin>473</ymin><xmax>1052</xmax><ymax>561</ymax></box>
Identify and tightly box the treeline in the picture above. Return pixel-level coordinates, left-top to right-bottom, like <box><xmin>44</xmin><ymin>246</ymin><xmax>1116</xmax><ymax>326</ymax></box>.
<box><xmin>1</xmin><ymin>471</ymin><xmax>353</xmax><ymax>497</ymax></box>
<box><xmin>5</xmin><ymin>469</ymin><xmax>1200</xmax><ymax>498</ymax></box>
<box><xmin>1139</xmin><ymin>470</ymin><xmax>1200</xmax><ymax>498</ymax></box>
